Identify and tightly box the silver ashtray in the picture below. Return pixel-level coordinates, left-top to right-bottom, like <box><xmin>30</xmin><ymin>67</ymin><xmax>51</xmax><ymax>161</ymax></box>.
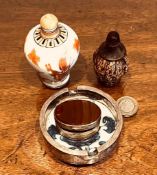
<box><xmin>40</xmin><ymin>86</ymin><xmax>138</xmax><ymax>165</ymax></box>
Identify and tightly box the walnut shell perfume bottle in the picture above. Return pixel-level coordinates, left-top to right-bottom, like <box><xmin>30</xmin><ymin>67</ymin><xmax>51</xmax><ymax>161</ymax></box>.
<box><xmin>93</xmin><ymin>31</ymin><xmax>128</xmax><ymax>87</ymax></box>
<box><xmin>24</xmin><ymin>14</ymin><xmax>80</xmax><ymax>88</ymax></box>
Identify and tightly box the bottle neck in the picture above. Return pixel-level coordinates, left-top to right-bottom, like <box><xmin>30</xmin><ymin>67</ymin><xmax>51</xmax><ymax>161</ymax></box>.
<box><xmin>40</xmin><ymin>27</ymin><xmax>60</xmax><ymax>39</ymax></box>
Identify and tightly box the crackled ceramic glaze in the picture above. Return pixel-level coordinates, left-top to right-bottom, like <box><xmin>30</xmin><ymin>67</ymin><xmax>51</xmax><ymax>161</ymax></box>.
<box><xmin>24</xmin><ymin>14</ymin><xmax>80</xmax><ymax>88</ymax></box>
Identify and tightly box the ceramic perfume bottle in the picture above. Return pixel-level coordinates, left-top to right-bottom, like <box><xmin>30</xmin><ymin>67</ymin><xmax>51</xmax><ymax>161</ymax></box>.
<box><xmin>24</xmin><ymin>14</ymin><xmax>80</xmax><ymax>88</ymax></box>
<box><xmin>93</xmin><ymin>31</ymin><xmax>128</xmax><ymax>87</ymax></box>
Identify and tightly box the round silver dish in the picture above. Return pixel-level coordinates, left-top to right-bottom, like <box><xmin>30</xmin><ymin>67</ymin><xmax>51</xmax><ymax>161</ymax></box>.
<box><xmin>40</xmin><ymin>85</ymin><xmax>123</xmax><ymax>165</ymax></box>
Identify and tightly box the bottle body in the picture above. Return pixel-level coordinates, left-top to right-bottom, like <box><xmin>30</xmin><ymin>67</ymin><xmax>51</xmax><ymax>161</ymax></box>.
<box><xmin>93</xmin><ymin>31</ymin><xmax>128</xmax><ymax>87</ymax></box>
<box><xmin>93</xmin><ymin>51</ymin><xmax>128</xmax><ymax>87</ymax></box>
<box><xmin>24</xmin><ymin>22</ymin><xmax>80</xmax><ymax>88</ymax></box>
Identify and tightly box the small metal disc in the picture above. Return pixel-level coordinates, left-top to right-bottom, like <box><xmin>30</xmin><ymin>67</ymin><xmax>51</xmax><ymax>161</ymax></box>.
<box><xmin>117</xmin><ymin>96</ymin><xmax>138</xmax><ymax>118</ymax></box>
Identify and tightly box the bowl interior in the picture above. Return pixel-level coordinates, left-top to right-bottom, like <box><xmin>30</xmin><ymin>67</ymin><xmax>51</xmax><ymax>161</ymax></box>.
<box><xmin>40</xmin><ymin>86</ymin><xmax>123</xmax><ymax>155</ymax></box>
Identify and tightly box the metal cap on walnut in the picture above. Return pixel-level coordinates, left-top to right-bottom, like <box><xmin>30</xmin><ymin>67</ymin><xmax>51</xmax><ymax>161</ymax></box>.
<box><xmin>96</xmin><ymin>31</ymin><xmax>127</xmax><ymax>61</ymax></box>
<box><xmin>106</xmin><ymin>31</ymin><xmax>120</xmax><ymax>47</ymax></box>
<box><xmin>40</xmin><ymin>14</ymin><xmax>58</xmax><ymax>31</ymax></box>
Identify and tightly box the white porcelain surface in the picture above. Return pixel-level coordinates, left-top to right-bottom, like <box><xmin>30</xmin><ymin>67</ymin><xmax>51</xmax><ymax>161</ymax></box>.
<box><xmin>24</xmin><ymin>22</ymin><xmax>80</xmax><ymax>88</ymax></box>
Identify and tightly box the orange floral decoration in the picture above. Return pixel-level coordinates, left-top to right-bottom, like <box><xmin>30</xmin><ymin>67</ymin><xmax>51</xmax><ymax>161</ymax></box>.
<box><xmin>28</xmin><ymin>49</ymin><xmax>40</xmax><ymax>65</ymax></box>
<box><xmin>45</xmin><ymin>64</ymin><xmax>62</xmax><ymax>80</ymax></box>
<box><xmin>45</xmin><ymin>64</ymin><xmax>55</xmax><ymax>76</ymax></box>
<box><xmin>59</xmin><ymin>58</ymin><xmax>69</xmax><ymax>72</ymax></box>
<box><xmin>45</xmin><ymin>59</ymin><xmax>69</xmax><ymax>81</ymax></box>
<box><xmin>73</xmin><ymin>38</ymin><xmax>80</xmax><ymax>52</ymax></box>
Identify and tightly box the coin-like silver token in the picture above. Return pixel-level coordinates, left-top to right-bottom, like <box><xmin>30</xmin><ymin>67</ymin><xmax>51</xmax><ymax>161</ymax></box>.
<box><xmin>117</xmin><ymin>96</ymin><xmax>138</xmax><ymax>117</ymax></box>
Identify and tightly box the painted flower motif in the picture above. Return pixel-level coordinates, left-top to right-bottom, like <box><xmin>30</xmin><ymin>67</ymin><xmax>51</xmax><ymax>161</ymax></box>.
<box><xmin>73</xmin><ymin>38</ymin><xmax>80</xmax><ymax>52</ymax></box>
<box><xmin>45</xmin><ymin>57</ymin><xmax>70</xmax><ymax>81</ymax></box>
<box><xmin>59</xmin><ymin>58</ymin><xmax>69</xmax><ymax>72</ymax></box>
<box><xmin>45</xmin><ymin>63</ymin><xmax>68</xmax><ymax>81</ymax></box>
<box><xmin>45</xmin><ymin>64</ymin><xmax>55</xmax><ymax>76</ymax></box>
<box><xmin>28</xmin><ymin>49</ymin><xmax>40</xmax><ymax>65</ymax></box>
